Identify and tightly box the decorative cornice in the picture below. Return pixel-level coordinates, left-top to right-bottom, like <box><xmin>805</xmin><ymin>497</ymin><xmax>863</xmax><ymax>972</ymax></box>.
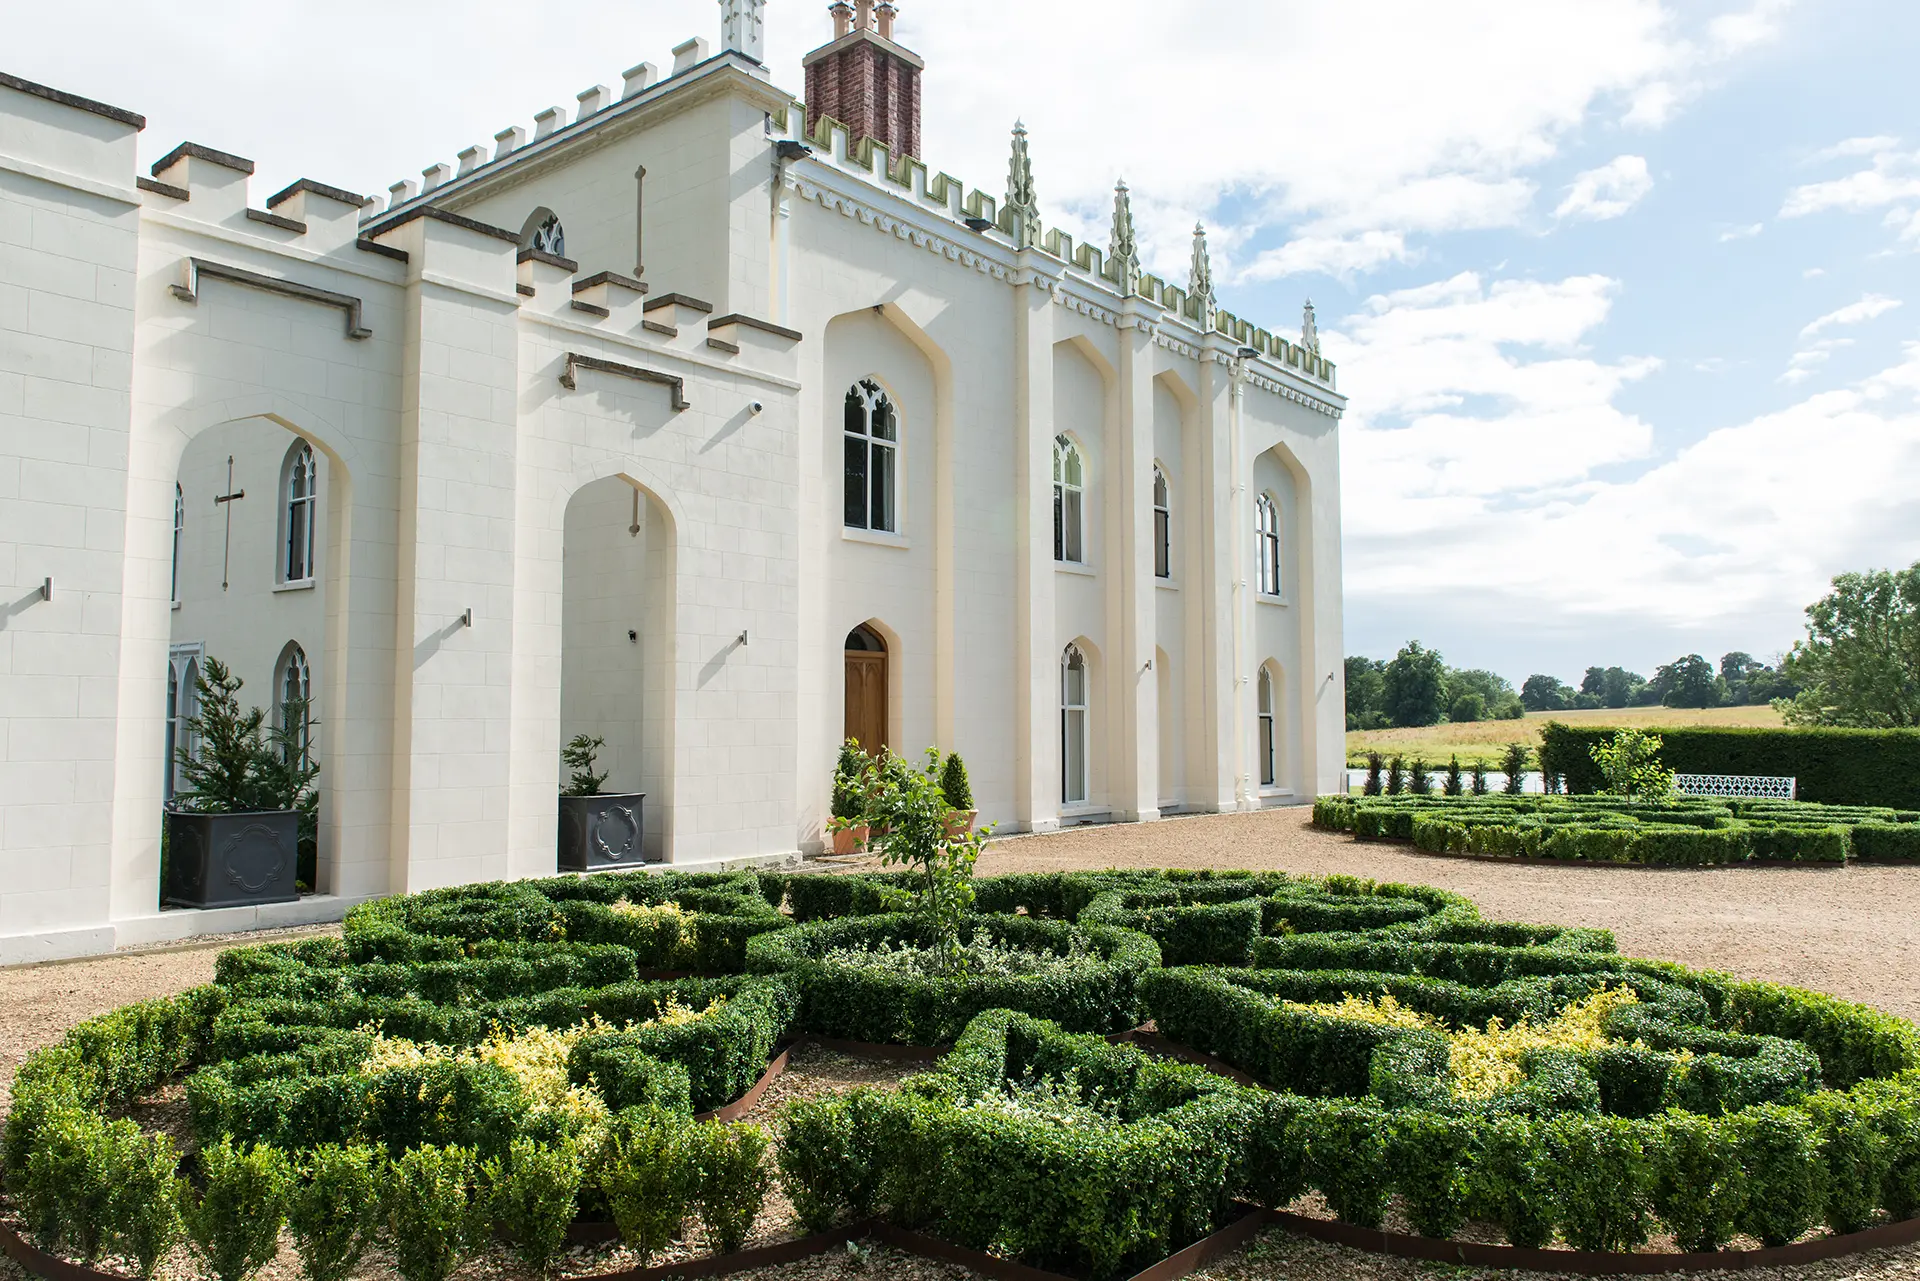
<box><xmin>789</xmin><ymin>175</ymin><xmax>1013</xmax><ymax>283</ymax></box>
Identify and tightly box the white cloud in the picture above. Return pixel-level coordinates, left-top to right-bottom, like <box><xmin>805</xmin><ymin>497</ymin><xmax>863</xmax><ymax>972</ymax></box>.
<box><xmin>1718</xmin><ymin>222</ymin><xmax>1764</xmax><ymax>241</ymax></box>
<box><xmin>1241</xmin><ymin>232</ymin><xmax>1412</xmax><ymax>282</ymax></box>
<box><xmin>1804</xmin><ymin>267</ymin><xmax>1829</xmax><ymax>278</ymax></box>
<box><xmin>1339</xmin><ymin>271</ymin><xmax>1920</xmax><ymax>628</ymax></box>
<box><xmin>1782</xmin><ymin>140</ymin><xmax>1920</xmax><ymax>241</ymax></box>
<box><xmin>1799</xmin><ymin>294</ymin><xmax>1903</xmax><ymax>339</ymax></box>
<box><xmin>1554</xmin><ymin>155</ymin><xmax>1655</xmax><ymax>221</ymax></box>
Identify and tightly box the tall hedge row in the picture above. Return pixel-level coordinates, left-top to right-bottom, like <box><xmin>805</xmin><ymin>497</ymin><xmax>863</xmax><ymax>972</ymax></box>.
<box><xmin>1539</xmin><ymin>723</ymin><xmax>1920</xmax><ymax>808</ymax></box>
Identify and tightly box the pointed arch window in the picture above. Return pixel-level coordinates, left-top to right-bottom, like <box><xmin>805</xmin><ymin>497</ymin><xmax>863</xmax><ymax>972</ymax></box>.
<box><xmin>1053</xmin><ymin>436</ymin><xmax>1084</xmax><ymax>564</ymax></box>
<box><xmin>1255</xmin><ymin>493</ymin><xmax>1282</xmax><ymax>597</ymax></box>
<box><xmin>843</xmin><ymin>380</ymin><xmax>898</xmax><ymax>533</ymax></box>
<box><xmin>276</xmin><ymin>643</ymin><xmax>312</xmax><ymax>770</ymax></box>
<box><xmin>1152</xmin><ymin>466</ymin><xmax>1171</xmax><ymax>579</ymax></box>
<box><xmin>169</xmin><ymin>653</ymin><xmax>201</xmax><ymax>799</ymax></box>
<box><xmin>1061</xmin><ymin>644</ymin><xmax>1089</xmax><ymax>804</ymax></box>
<box><xmin>283</xmin><ymin>442</ymin><xmax>317</xmax><ymax>583</ymax></box>
<box><xmin>1258</xmin><ymin>667</ymin><xmax>1277</xmax><ymax>787</ymax></box>
<box><xmin>171</xmin><ymin>484</ymin><xmax>184</xmax><ymax>603</ymax></box>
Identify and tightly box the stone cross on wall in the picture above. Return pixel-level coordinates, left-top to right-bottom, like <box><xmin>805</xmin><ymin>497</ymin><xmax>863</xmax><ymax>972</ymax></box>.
<box><xmin>719</xmin><ymin>0</ymin><xmax>766</xmax><ymax>62</ymax></box>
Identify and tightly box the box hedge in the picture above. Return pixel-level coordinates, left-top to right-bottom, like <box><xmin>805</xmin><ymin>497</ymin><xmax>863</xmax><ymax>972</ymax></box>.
<box><xmin>1539</xmin><ymin>722</ymin><xmax>1920</xmax><ymax>809</ymax></box>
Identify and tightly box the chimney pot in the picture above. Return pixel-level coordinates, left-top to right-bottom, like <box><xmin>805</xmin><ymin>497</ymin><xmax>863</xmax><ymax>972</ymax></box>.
<box><xmin>876</xmin><ymin>1</ymin><xmax>896</xmax><ymax>38</ymax></box>
<box><xmin>830</xmin><ymin>1</ymin><xmax>852</xmax><ymax>37</ymax></box>
<box><xmin>854</xmin><ymin>0</ymin><xmax>875</xmax><ymax>31</ymax></box>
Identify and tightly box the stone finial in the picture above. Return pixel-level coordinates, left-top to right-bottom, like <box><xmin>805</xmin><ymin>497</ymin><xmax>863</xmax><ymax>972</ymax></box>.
<box><xmin>456</xmin><ymin>145</ymin><xmax>488</xmax><ymax>177</ymax></box>
<box><xmin>576</xmin><ymin>85</ymin><xmax>613</xmax><ymax>118</ymax></box>
<box><xmin>388</xmin><ymin>178</ymin><xmax>418</xmax><ymax>206</ymax></box>
<box><xmin>830</xmin><ymin>1</ymin><xmax>853</xmax><ymax>38</ymax></box>
<box><xmin>1190</xmin><ymin>222</ymin><xmax>1217</xmax><ymax>325</ymax></box>
<box><xmin>1302</xmin><ymin>299</ymin><xmax>1320</xmax><ymax>355</ymax></box>
<box><xmin>1110</xmin><ymin>180</ymin><xmax>1141</xmax><ymax>297</ymax></box>
<box><xmin>533</xmin><ymin>106</ymin><xmax>567</xmax><ymax>140</ymax></box>
<box><xmin>1005</xmin><ymin>121</ymin><xmax>1042</xmax><ymax>251</ymax></box>
<box><xmin>720</xmin><ymin>0</ymin><xmax>767</xmax><ymax>62</ymax></box>
<box><xmin>494</xmin><ymin>125</ymin><xmax>527</xmax><ymax>157</ymax></box>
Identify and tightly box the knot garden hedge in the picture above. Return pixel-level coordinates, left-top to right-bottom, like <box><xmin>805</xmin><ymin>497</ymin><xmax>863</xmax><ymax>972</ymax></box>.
<box><xmin>1315</xmin><ymin>793</ymin><xmax>1920</xmax><ymax>865</ymax></box>
<box><xmin>7</xmin><ymin>866</ymin><xmax>1920</xmax><ymax>1280</ymax></box>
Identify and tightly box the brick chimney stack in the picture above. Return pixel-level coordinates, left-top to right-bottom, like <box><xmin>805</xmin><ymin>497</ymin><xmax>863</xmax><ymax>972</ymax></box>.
<box><xmin>803</xmin><ymin>0</ymin><xmax>924</xmax><ymax>160</ymax></box>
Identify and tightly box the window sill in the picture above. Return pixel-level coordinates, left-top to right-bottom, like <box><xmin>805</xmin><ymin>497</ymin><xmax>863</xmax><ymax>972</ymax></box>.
<box><xmin>1060</xmin><ymin>803</ymin><xmax>1109</xmax><ymax>820</ymax></box>
<box><xmin>842</xmin><ymin>526</ymin><xmax>910</xmax><ymax>550</ymax></box>
<box><xmin>274</xmin><ymin>579</ymin><xmax>316</xmax><ymax>594</ymax></box>
<box><xmin>1155</xmin><ymin>577</ymin><xmax>1178</xmax><ymax>592</ymax></box>
<box><xmin>1055</xmin><ymin>561</ymin><xmax>1096</xmax><ymax>578</ymax></box>
<box><xmin>1257</xmin><ymin>592</ymin><xmax>1289</xmax><ymax>607</ymax></box>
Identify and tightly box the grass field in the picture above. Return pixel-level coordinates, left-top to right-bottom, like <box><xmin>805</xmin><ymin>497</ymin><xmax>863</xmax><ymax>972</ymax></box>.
<box><xmin>1344</xmin><ymin>704</ymin><xmax>1787</xmax><ymax>768</ymax></box>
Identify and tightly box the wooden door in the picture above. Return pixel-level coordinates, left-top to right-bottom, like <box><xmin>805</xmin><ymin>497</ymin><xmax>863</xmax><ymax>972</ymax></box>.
<box><xmin>844</xmin><ymin>652</ymin><xmax>888</xmax><ymax>754</ymax></box>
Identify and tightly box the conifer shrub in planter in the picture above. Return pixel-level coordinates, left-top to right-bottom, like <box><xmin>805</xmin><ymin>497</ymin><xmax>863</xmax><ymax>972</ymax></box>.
<box><xmin>557</xmin><ymin>735</ymin><xmax>650</xmax><ymax>871</ymax></box>
<box><xmin>828</xmin><ymin>738</ymin><xmax>870</xmax><ymax>855</ymax></box>
<box><xmin>164</xmin><ymin>657</ymin><xmax>315</xmax><ymax>909</ymax></box>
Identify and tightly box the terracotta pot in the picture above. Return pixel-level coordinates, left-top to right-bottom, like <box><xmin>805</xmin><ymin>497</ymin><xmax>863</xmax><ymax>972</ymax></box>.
<box><xmin>944</xmin><ymin>810</ymin><xmax>978</xmax><ymax>838</ymax></box>
<box><xmin>832</xmin><ymin>824</ymin><xmax>869</xmax><ymax>856</ymax></box>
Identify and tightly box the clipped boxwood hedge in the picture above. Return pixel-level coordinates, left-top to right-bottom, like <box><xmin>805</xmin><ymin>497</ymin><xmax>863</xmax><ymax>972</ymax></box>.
<box><xmin>1539</xmin><ymin>722</ymin><xmax>1920</xmax><ymax>809</ymax></box>
<box><xmin>9</xmin><ymin>864</ymin><xmax>1920</xmax><ymax>1279</ymax></box>
<box><xmin>1317</xmin><ymin>793</ymin><xmax>1920</xmax><ymax>866</ymax></box>
<box><xmin>743</xmin><ymin>912</ymin><xmax>1160</xmax><ymax>1044</ymax></box>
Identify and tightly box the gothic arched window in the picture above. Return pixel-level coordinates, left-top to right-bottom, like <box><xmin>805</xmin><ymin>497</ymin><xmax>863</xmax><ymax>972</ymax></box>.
<box><xmin>282</xmin><ymin>442</ymin><xmax>317</xmax><ymax>583</ymax></box>
<box><xmin>1152</xmin><ymin>466</ymin><xmax>1171</xmax><ymax>579</ymax></box>
<box><xmin>1053</xmin><ymin>436</ymin><xmax>1085</xmax><ymax>564</ymax></box>
<box><xmin>172</xmin><ymin>483</ymin><xmax>184</xmax><ymax>603</ymax></box>
<box><xmin>1061</xmin><ymin>644</ymin><xmax>1089</xmax><ymax>804</ymax></box>
<box><xmin>1258</xmin><ymin>666</ymin><xmax>1277</xmax><ymax>787</ymax></box>
<box><xmin>276</xmin><ymin>643</ymin><xmax>312</xmax><ymax>769</ymax></box>
<box><xmin>1255</xmin><ymin>493</ymin><xmax>1282</xmax><ymax>597</ymax></box>
<box><xmin>843</xmin><ymin>379</ymin><xmax>898</xmax><ymax>533</ymax></box>
<box><xmin>164</xmin><ymin>663</ymin><xmax>179</xmax><ymax>801</ymax></box>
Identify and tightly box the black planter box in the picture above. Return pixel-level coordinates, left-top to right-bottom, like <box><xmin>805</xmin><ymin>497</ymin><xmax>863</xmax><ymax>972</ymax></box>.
<box><xmin>559</xmin><ymin>793</ymin><xmax>651</xmax><ymax>871</ymax></box>
<box><xmin>163</xmin><ymin>809</ymin><xmax>301</xmax><ymax>909</ymax></box>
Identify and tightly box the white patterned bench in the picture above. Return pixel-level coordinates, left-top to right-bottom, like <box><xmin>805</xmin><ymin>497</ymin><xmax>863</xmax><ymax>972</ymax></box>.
<box><xmin>1674</xmin><ymin>773</ymin><xmax>1797</xmax><ymax>801</ymax></box>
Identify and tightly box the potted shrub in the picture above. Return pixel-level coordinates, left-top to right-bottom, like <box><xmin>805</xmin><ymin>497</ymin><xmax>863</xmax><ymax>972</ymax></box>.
<box><xmin>829</xmin><ymin>739</ymin><xmax>870</xmax><ymax>855</ymax></box>
<box><xmin>939</xmin><ymin>751</ymin><xmax>976</xmax><ymax>837</ymax></box>
<box><xmin>558</xmin><ymin>734</ymin><xmax>650</xmax><ymax>871</ymax></box>
<box><xmin>164</xmin><ymin>658</ymin><xmax>315</xmax><ymax>909</ymax></box>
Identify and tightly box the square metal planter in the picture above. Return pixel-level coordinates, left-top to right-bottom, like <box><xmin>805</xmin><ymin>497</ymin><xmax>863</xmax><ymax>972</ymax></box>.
<box><xmin>559</xmin><ymin>793</ymin><xmax>651</xmax><ymax>871</ymax></box>
<box><xmin>163</xmin><ymin>809</ymin><xmax>301</xmax><ymax>909</ymax></box>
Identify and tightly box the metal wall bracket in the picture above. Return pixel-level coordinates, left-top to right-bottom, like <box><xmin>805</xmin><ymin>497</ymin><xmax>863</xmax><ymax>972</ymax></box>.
<box><xmin>169</xmin><ymin>257</ymin><xmax>372</xmax><ymax>339</ymax></box>
<box><xmin>559</xmin><ymin>352</ymin><xmax>689</xmax><ymax>412</ymax></box>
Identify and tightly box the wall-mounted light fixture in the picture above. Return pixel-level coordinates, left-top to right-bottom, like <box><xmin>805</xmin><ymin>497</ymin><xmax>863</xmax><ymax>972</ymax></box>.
<box><xmin>628</xmin><ymin>629</ymin><xmax>639</xmax><ymax>644</ymax></box>
<box><xmin>459</xmin><ymin>609</ymin><xmax>473</xmax><ymax>628</ymax></box>
<box><xmin>737</xmin><ymin>630</ymin><xmax>749</xmax><ymax>647</ymax></box>
<box><xmin>40</xmin><ymin>577</ymin><xmax>52</xmax><ymax>602</ymax></box>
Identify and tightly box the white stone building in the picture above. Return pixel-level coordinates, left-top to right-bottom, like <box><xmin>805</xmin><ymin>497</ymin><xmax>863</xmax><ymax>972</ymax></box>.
<box><xmin>0</xmin><ymin>0</ymin><xmax>1347</xmax><ymax>963</ymax></box>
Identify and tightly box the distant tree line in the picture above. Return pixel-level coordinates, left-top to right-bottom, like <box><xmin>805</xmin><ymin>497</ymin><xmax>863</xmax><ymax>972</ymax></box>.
<box><xmin>1346</xmin><ymin>642</ymin><xmax>1526</xmax><ymax>730</ymax></box>
<box><xmin>1349</xmin><ymin>562</ymin><xmax>1920</xmax><ymax>733</ymax></box>
<box><xmin>1347</xmin><ymin>645</ymin><xmax>1794</xmax><ymax>731</ymax></box>
<box><xmin>1517</xmin><ymin>652</ymin><xmax>1798</xmax><ymax>714</ymax></box>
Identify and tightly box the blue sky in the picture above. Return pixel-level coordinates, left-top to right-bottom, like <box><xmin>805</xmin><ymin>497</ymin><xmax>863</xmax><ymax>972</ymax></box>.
<box><xmin>12</xmin><ymin>0</ymin><xmax>1918</xmax><ymax>689</ymax></box>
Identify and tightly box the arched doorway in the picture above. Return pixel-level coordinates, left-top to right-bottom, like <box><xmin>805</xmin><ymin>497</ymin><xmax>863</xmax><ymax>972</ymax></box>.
<box><xmin>844</xmin><ymin>624</ymin><xmax>888</xmax><ymax>755</ymax></box>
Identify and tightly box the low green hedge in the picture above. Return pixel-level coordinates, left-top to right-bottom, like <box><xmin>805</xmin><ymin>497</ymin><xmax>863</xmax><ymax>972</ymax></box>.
<box><xmin>1322</xmin><ymin>794</ymin><xmax>1916</xmax><ymax>866</ymax></box>
<box><xmin>743</xmin><ymin>913</ymin><xmax>1160</xmax><ymax>1044</ymax></box>
<box><xmin>1539</xmin><ymin>722</ymin><xmax>1920</xmax><ymax>809</ymax></box>
<box><xmin>776</xmin><ymin>1010</ymin><xmax>1256</xmax><ymax>1279</ymax></box>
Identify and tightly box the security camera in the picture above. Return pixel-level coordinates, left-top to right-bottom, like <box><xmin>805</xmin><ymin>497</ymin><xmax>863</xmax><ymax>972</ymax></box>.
<box><xmin>749</xmin><ymin>400</ymin><xmax>765</xmax><ymax>415</ymax></box>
